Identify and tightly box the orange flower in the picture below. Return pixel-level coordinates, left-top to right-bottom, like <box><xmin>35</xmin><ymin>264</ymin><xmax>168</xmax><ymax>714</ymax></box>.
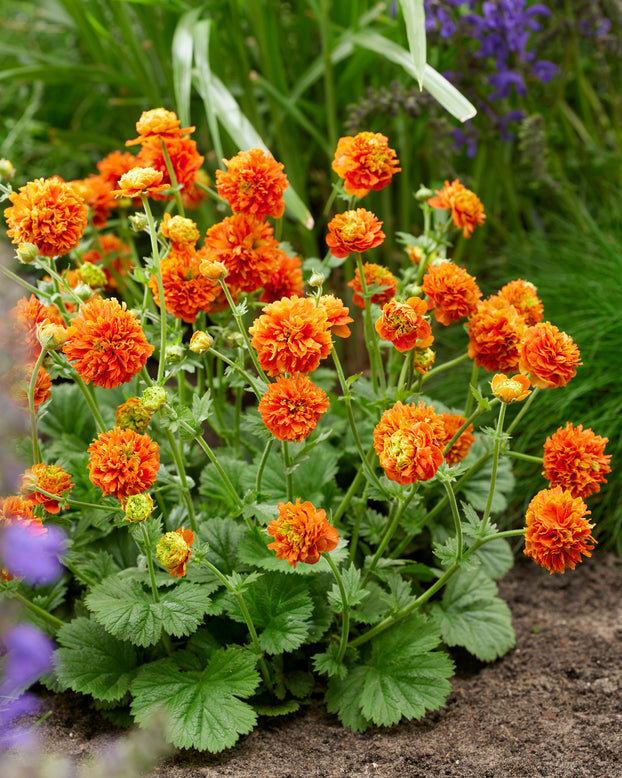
<box><xmin>4</xmin><ymin>294</ymin><xmax>64</xmax><ymax>363</ymax></box>
<box><xmin>542</xmin><ymin>423</ymin><xmax>611</xmax><ymax>499</ymax></box>
<box><xmin>422</xmin><ymin>261</ymin><xmax>482</xmax><ymax>326</ymax></box>
<box><xmin>112</xmin><ymin>167</ymin><xmax>169</xmax><ymax>198</ymax></box>
<box><xmin>20</xmin><ymin>463</ymin><xmax>73</xmax><ymax>514</ymax></box>
<box><xmin>373</xmin><ymin>401</ymin><xmax>446</xmax><ymax>463</ymax></box>
<box><xmin>317</xmin><ymin>295</ymin><xmax>353</xmax><ymax>338</ymax></box>
<box><xmin>5</xmin><ymin>361</ymin><xmax>52</xmax><ymax>411</ymax></box>
<box><xmin>331</xmin><ymin>132</ymin><xmax>401</xmax><ymax>198</ymax></box>
<box><xmin>63</xmin><ymin>297</ymin><xmax>154</xmax><ymax>389</ymax></box>
<box><xmin>377</xmin><ymin>422</ymin><xmax>444</xmax><ymax>484</ymax></box>
<box><xmin>69</xmin><ymin>174</ymin><xmax>116</xmax><ymax>228</ymax></box>
<box><xmin>375</xmin><ymin>297</ymin><xmax>433</xmax><ymax>353</ymax></box>
<box><xmin>518</xmin><ymin>321</ymin><xmax>581</xmax><ymax>389</ymax></box>
<box><xmin>326</xmin><ymin>209</ymin><xmax>385</xmax><ymax>259</ymax></box>
<box><xmin>260</xmin><ymin>252</ymin><xmax>304</xmax><ymax>303</ymax></box>
<box><xmin>155</xmin><ymin>526</ymin><xmax>194</xmax><ymax>578</ymax></box>
<box><xmin>216</xmin><ymin>147</ymin><xmax>288</xmax><ymax>220</ymax></box>
<box><xmin>136</xmin><ymin>136</ymin><xmax>206</xmax><ymax>208</ymax></box>
<box><xmin>249</xmin><ymin>296</ymin><xmax>333</xmax><ymax>376</ymax></box>
<box><xmin>126</xmin><ymin>107</ymin><xmax>195</xmax><ymax>146</ymax></box>
<box><xmin>4</xmin><ymin>177</ymin><xmax>88</xmax><ymax>258</ymax></box>
<box><xmin>149</xmin><ymin>245</ymin><xmax>220</xmax><ymax>323</ymax></box>
<box><xmin>496</xmin><ymin>279</ymin><xmax>544</xmax><ymax>327</ymax></box>
<box><xmin>267</xmin><ymin>499</ymin><xmax>338</xmax><ymax>568</ymax></box>
<box><xmin>490</xmin><ymin>373</ymin><xmax>532</xmax><ymax>403</ymax></box>
<box><xmin>97</xmin><ymin>150</ymin><xmax>139</xmax><ymax>188</ymax></box>
<box><xmin>202</xmin><ymin>213</ymin><xmax>280</xmax><ymax>294</ymax></box>
<box><xmin>347</xmin><ymin>262</ymin><xmax>397</xmax><ymax>308</ymax></box>
<box><xmin>88</xmin><ymin>426</ymin><xmax>160</xmax><ymax>500</ymax></box>
<box><xmin>428</xmin><ymin>179</ymin><xmax>486</xmax><ymax>238</ymax></box>
<box><xmin>467</xmin><ymin>297</ymin><xmax>527</xmax><ymax>373</ymax></box>
<box><xmin>81</xmin><ymin>234</ymin><xmax>133</xmax><ymax>291</ymax></box>
<box><xmin>259</xmin><ymin>374</ymin><xmax>329</xmax><ymax>442</ymax></box>
<box><xmin>437</xmin><ymin>413</ymin><xmax>475</xmax><ymax>466</ymax></box>
<box><xmin>413</xmin><ymin>346</ymin><xmax>436</xmax><ymax>376</ymax></box>
<box><xmin>160</xmin><ymin>213</ymin><xmax>200</xmax><ymax>246</ymax></box>
<box><xmin>523</xmin><ymin>486</ymin><xmax>595</xmax><ymax>574</ymax></box>
<box><xmin>0</xmin><ymin>495</ymin><xmax>41</xmax><ymax>526</ymax></box>
<box><xmin>115</xmin><ymin>397</ymin><xmax>152</xmax><ymax>434</ymax></box>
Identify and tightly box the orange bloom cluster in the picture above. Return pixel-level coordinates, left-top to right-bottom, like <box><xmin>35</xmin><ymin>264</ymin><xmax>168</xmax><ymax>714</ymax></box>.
<box><xmin>20</xmin><ymin>463</ymin><xmax>73</xmax><ymax>514</ymax></box>
<box><xmin>216</xmin><ymin>147</ymin><xmax>288</xmax><ymax>220</ymax></box>
<box><xmin>63</xmin><ymin>297</ymin><xmax>154</xmax><ymax>388</ymax></box>
<box><xmin>137</xmin><ymin>136</ymin><xmax>206</xmax><ymax>209</ymax></box>
<box><xmin>5</xmin><ymin>177</ymin><xmax>88</xmax><ymax>258</ymax></box>
<box><xmin>497</xmin><ymin>279</ymin><xmax>544</xmax><ymax>327</ymax></box>
<box><xmin>249</xmin><ymin>296</ymin><xmax>333</xmax><ymax>376</ymax></box>
<box><xmin>422</xmin><ymin>261</ymin><xmax>482</xmax><ymax>326</ymax></box>
<box><xmin>490</xmin><ymin>373</ymin><xmax>532</xmax><ymax>403</ymax></box>
<box><xmin>156</xmin><ymin>526</ymin><xmax>194</xmax><ymax>578</ymax></box>
<box><xmin>347</xmin><ymin>262</ymin><xmax>397</xmax><ymax>308</ymax></box>
<box><xmin>331</xmin><ymin>132</ymin><xmax>401</xmax><ymax>198</ymax></box>
<box><xmin>258</xmin><ymin>374</ymin><xmax>329</xmax><ymax>442</ymax></box>
<box><xmin>4</xmin><ymin>294</ymin><xmax>64</xmax><ymax>363</ymax></box>
<box><xmin>112</xmin><ymin>167</ymin><xmax>169</xmax><ymax>199</ymax></box>
<box><xmin>115</xmin><ymin>397</ymin><xmax>152</xmax><ymax>434</ymax></box>
<box><xmin>375</xmin><ymin>297</ymin><xmax>433</xmax><ymax>353</ymax></box>
<box><xmin>518</xmin><ymin>322</ymin><xmax>581</xmax><ymax>389</ymax></box>
<box><xmin>88</xmin><ymin>426</ymin><xmax>160</xmax><ymax>500</ymax></box>
<box><xmin>467</xmin><ymin>297</ymin><xmax>527</xmax><ymax>373</ymax></box>
<box><xmin>326</xmin><ymin>209</ymin><xmax>385</xmax><ymax>258</ymax></box>
<box><xmin>428</xmin><ymin>179</ymin><xmax>486</xmax><ymax>238</ymax></box>
<box><xmin>202</xmin><ymin>213</ymin><xmax>280</xmax><ymax>294</ymax></box>
<box><xmin>97</xmin><ymin>150</ymin><xmax>139</xmax><ymax>189</ymax></box>
<box><xmin>267</xmin><ymin>499</ymin><xmax>338</xmax><ymax>568</ymax></box>
<box><xmin>317</xmin><ymin>295</ymin><xmax>353</xmax><ymax>338</ymax></box>
<box><xmin>149</xmin><ymin>245</ymin><xmax>220</xmax><ymax>323</ymax></box>
<box><xmin>160</xmin><ymin>213</ymin><xmax>200</xmax><ymax>246</ymax></box>
<box><xmin>260</xmin><ymin>253</ymin><xmax>304</xmax><ymax>303</ymax></box>
<box><xmin>69</xmin><ymin>174</ymin><xmax>117</xmax><ymax>228</ymax></box>
<box><xmin>81</xmin><ymin>234</ymin><xmax>133</xmax><ymax>291</ymax></box>
<box><xmin>523</xmin><ymin>486</ymin><xmax>595</xmax><ymax>574</ymax></box>
<box><xmin>373</xmin><ymin>401</ymin><xmax>445</xmax><ymax>484</ymax></box>
<box><xmin>542</xmin><ymin>423</ymin><xmax>611</xmax><ymax>499</ymax></box>
<box><xmin>5</xmin><ymin>362</ymin><xmax>52</xmax><ymax>412</ymax></box>
<box><xmin>126</xmin><ymin>108</ymin><xmax>195</xmax><ymax>145</ymax></box>
<box><xmin>437</xmin><ymin>413</ymin><xmax>475</xmax><ymax>466</ymax></box>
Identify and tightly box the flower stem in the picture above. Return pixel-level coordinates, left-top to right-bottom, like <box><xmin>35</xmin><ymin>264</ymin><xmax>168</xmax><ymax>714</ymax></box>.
<box><xmin>28</xmin><ymin>347</ymin><xmax>48</xmax><ymax>465</ymax></box>
<box><xmin>325</xmin><ymin>552</ymin><xmax>350</xmax><ymax>664</ymax></box>
<box><xmin>34</xmin><ymin>487</ymin><xmax>120</xmax><ymax>513</ymax></box>
<box><xmin>12</xmin><ymin>591</ymin><xmax>65</xmax><ymax>631</ymax></box>
<box><xmin>480</xmin><ymin>401</ymin><xmax>507</xmax><ymax>533</ymax></box>
<box><xmin>160</xmin><ymin>138</ymin><xmax>185</xmax><ymax>216</ymax></box>
<box><xmin>255</xmin><ymin>439</ymin><xmax>274</xmax><ymax>498</ymax></box>
<box><xmin>421</xmin><ymin>352</ymin><xmax>470</xmax><ymax>384</ymax></box>
<box><xmin>442</xmin><ymin>478</ymin><xmax>462</xmax><ymax>562</ymax></box>
<box><xmin>218</xmin><ymin>279</ymin><xmax>269</xmax><ymax>386</ymax></box>
<box><xmin>503</xmin><ymin>450</ymin><xmax>543</xmax><ymax>464</ymax></box>
<box><xmin>141</xmin><ymin>193</ymin><xmax>167</xmax><ymax>384</ymax></box>
<box><xmin>141</xmin><ymin>522</ymin><xmax>160</xmax><ymax>603</ymax></box>
<box><xmin>506</xmin><ymin>387</ymin><xmax>540</xmax><ymax>435</ymax></box>
<box><xmin>463</xmin><ymin>361</ymin><xmax>480</xmax><ymax>418</ymax></box>
<box><xmin>355</xmin><ymin>252</ymin><xmax>386</xmax><ymax>396</ymax></box>
<box><xmin>282</xmin><ymin>441</ymin><xmax>294</xmax><ymax>503</ymax></box>
<box><xmin>164</xmin><ymin>429</ymin><xmax>198</xmax><ymax>533</ymax></box>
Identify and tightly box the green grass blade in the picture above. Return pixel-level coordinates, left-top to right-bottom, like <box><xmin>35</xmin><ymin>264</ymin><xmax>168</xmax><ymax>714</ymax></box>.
<box><xmin>0</xmin><ymin>64</ymin><xmax>132</xmax><ymax>87</ymax></box>
<box><xmin>172</xmin><ymin>7</ymin><xmax>205</xmax><ymax>128</ymax></box>
<box><xmin>399</xmin><ymin>0</ymin><xmax>426</xmax><ymax>89</ymax></box>
<box><xmin>192</xmin><ymin>18</ymin><xmax>225</xmax><ymax>165</ymax></box>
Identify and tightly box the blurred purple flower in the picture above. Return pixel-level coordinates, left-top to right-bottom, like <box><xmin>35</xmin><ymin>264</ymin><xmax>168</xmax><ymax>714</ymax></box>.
<box><xmin>532</xmin><ymin>59</ymin><xmax>557</xmax><ymax>82</ymax></box>
<box><xmin>0</xmin><ymin>522</ymin><xmax>67</xmax><ymax>586</ymax></box>
<box><xmin>489</xmin><ymin>69</ymin><xmax>527</xmax><ymax>99</ymax></box>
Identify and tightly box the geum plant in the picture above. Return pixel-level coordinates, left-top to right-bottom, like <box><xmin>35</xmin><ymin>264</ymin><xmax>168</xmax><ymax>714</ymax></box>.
<box><xmin>0</xmin><ymin>110</ymin><xmax>612</xmax><ymax>752</ymax></box>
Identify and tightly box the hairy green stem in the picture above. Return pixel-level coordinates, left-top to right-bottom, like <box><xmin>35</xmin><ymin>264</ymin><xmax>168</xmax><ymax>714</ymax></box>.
<box><xmin>141</xmin><ymin>193</ymin><xmax>167</xmax><ymax>384</ymax></box>
<box><xmin>480</xmin><ymin>402</ymin><xmax>507</xmax><ymax>533</ymax></box>
<box><xmin>325</xmin><ymin>553</ymin><xmax>350</xmax><ymax>664</ymax></box>
<box><xmin>355</xmin><ymin>252</ymin><xmax>385</xmax><ymax>395</ymax></box>
<box><xmin>12</xmin><ymin>591</ymin><xmax>65</xmax><ymax>631</ymax></box>
<box><xmin>442</xmin><ymin>479</ymin><xmax>463</xmax><ymax>561</ymax></box>
<box><xmin>28</xmin><ymin>347</ymin><xmax>48</xmax><ymax>465</ymax></box>
<box><xmin>463</xmin><ymin>361</ymin><xmax>480</xmax><ymax>418</ymax></box>
<box><xmin>282</xmin><ymin>441</ymin><xmax>294</xmax><ymax>503</ymax></box>
<box><xmin>164</xmin><ymin>429</ymin><xmax>198</xmax><ymax>533</ymax></box>
<box><xmin>218</xmin><ymin>279</ymin><xmax>269</xmax><ymax>386</ymax></box>
<box><xmin>141</xmin><ymin>523</ymin><xmax>160</xmax><ymax>603</ymax></box>
<box><xmin>255</xmin><ymin>439</ymin><xmax>274</xmax><ymax>498</ymax></box>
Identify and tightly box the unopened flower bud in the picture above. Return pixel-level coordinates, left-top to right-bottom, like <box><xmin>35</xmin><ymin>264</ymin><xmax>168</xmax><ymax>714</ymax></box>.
<box><xmin>165</xmin><ymin>344</ymin><xmax>184</xmax><ymax>364</ymax></box>
<box><xmin>415</xmin><ymin>185</ymin><xmax>435</xmax><ymax>201</ymax></box>
<box><xmin>123</xmin><ymin>493</ymin><xmax>154</xmax><ymax>523</ymax></box>
<box><xmin>199</xmin><ymin>259</ymin><xmax>227</xmax><ymax>280</ymax></box>
<box><xmin>413</xmin><ymin>347</ymin><xmax>436</xmax><ymax>376</ymax></box>
<box><xmin>141</xmin><ymin>386</ymin><xmax>167</xmax><ymax>412</ymax></box>
<box><xmin>74</xmin><ymin>282</ymin><xmax>95</xmax><ymax>301</ymax></box>
<box><xmin>405</xmin><ymin>245</ymin><xmax>424</xmax><ymax>265</ymax></box>
<box><xmin>16</xmin><ymin>242</ymin><xmax>39</xmax><ymax>264</ymax></box>
<box><xmin>189</xmin><ymin>330</ymin><xmax>213</xmax><ymax>354</ymax></box>
<box><xmin>308</xmin><ymin>270</ymin><xmax>325</xmax><ymax>288</ymax></box>
<box><xmin>225</xmin><ymin>330</ymin><xmax>244</xmax><ymax>348</ymax></box>
<box><xmin>77</xmin><ymin>262</ymin><xmax>107</xmax><ymax>289</ymax></box>
<box><xmin>37</xmin><ymin>321</ymin><xmax>68</xmax><ymax>350</ymax></box>
<box><xmin>403</xmin><ymin>284</ymin><xmax>424</xmax><ymax>298</ymax></box>
<box><xmin>0</xmin><ymin>158</ymin><xmax>15</xmax><ymax>181</ymax></box>
<box><xmin>156</xmin><ymin>527</ymin><xmax>194</xmax><ymax>577</ymax></box>
<box><xmin>129</xmin><ymin>212</ymin><xmax>149</xmax><ymax>232</ymax></box>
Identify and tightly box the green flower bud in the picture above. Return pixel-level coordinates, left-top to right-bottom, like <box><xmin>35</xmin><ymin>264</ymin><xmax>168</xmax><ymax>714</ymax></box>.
<box><xmin>141</xmin><ymin>386</ymin><xmax>167</xmax><ymax>412</ymax></box>
<box><xmin>124</xmin><ymin>493</ymin><xmax>154</xmax><ymax>523</ymax></box>
<box><xmin>16</xmin><ymin>243</ymin><xmax>39</xmax><ymax>264</ymax></box>
<box><xmin>165</xmin><ymin>344</ymin><xmax>184</xmax><ymax>364</ymax></box>
<box><xmin>77</xmin><ymin>263</ymin><xmax>107</xmax><ymax>289</ymax></box>
<box><xmin>0</xmin><ymin>158</ymin><xmax>15</xmax><ymax>181</ymax></box>
<box><xmin>129</xmin><ymin>212</ymin><xmax>149</xmax><ymax>232</ymax></box>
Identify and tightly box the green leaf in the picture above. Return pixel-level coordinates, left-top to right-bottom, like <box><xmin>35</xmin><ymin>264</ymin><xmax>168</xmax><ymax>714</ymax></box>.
<box><xmin>201</xmin><ymin>517</ymin><xmax>245</xmax><ymax>575</ymax></box>
<box><xmin>253</xmin><ymin>699</ymin><xmax>300</xmax><ymax>717</ymax></box>
<box><xmin>325</xmin><ymin>667</ymin><xmax>373</xmax><ymax>732</ymax></box>
<box><xmin>55</xmin><ymin>617</ymin><xmax>138</xmax><ymax>702</ymax></box>
<box><xmin>38</xmin><ymin>383</ymin><xmax>95</xmax><ymax>443</ymax></box>
<box><xmin>430</xmin><ymin>567</ymin><xmax>515</xmax><ymax>662</ymax></box>
<box><xmin>313</xmin><ymin>642</ymin><xmax>349</xmax><ymax>680</ymax></box>
<box><xmin>199</xmin><ymin>456</ymin><xmax>249</xmax><ymax>515</ymax></box>
<box><xmin>350</xmin><ymin>582</ymin><xmax>391</xmax><ymax>625</ymax></box>
<box><xmin>130</xmin><ymin>648</ymin><xmax>260</xmax><ymax>752</ymax></box>
<box><xmin>191</xmin><ymin>392</ymin><xmax>213</xmax><ymax>426</ymax></box>
<box><xmin>474</xmin><ymin>538</ymin><xmax>515</xmax><ymax>580</ymax></box>
<box><xmin>327</xmin><ymin>564</ymin><xmax>368</xmax><ymax>613</ymax></box>
<box><xmin>462</xmin><ymin>440</ymin><xmax>515</xmax><ymax>514</ymax></box>
<box><xmin>399</xmin><ymin>0</ymin><xmax>426</xmax><ymax>89</ymax></box>
<box><xmin>172</xmin><ymin>7</ymin><xmax>204</xmax><ymax>128</ymax></box>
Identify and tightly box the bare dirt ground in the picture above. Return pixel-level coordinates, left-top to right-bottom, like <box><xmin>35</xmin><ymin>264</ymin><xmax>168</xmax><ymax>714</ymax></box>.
<box><xmin>6</xmin><ymin>551</ymin><xmax>622</xmax><ymax>778</ymax></box>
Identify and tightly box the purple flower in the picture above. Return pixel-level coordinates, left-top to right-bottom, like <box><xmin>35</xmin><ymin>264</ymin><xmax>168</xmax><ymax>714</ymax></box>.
<box><xmin>0</xmin><ymin>522</ymin><xmax>67</xmax><ymax>586</ymax></box>
<box><xmin>489</xmin><ymin>69</ymin><xmax>527</xmax><ymax>99</ymax></box>
<box><xmin>532</xmin><ymin>59</ymin><xmax>557</xmax><ymax>82</ymax></box>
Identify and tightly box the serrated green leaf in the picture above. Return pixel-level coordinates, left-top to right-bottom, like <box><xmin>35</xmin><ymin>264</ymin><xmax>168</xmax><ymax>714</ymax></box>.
<box><xmin>157</xmin><ymin>583</ymin><xmax>212</xmax><ymax>637</ymax></box>
<box><xmin>191</xmin><ymin>391</ymin><xmax>213</xmax><ymax>425</ymax></box>
<box><xmin>55</xmin><ymin>617</ymin><xmax>138</xmax><ymax>702</ymax></box>
<box><xmin>130</xmin><ymin>648</ymin><xmax>260</xmax><ymax>752</ymax></box>
<box><xmin>327</xmin><ymin>564</ymin><xmax>368</xmax><ymax>612</ymax></box>
<box><xmin>39</xmin><ymin>383</ymin><xmax>95</xmax><ymax>443</ymax></box>
<box><xmin>325</xmin><ymin>666</ymin><xmax>373</xmax><ymax>732</ymax></box>
<box><xmin>199</xmin><ymin>457</ymin><xmax>249</xmax><ymax>515</ymax></box>
<box><xmin>462</xmin><ymin>440</ymin><xmax>515</xmax><ymax>514</ymax></box>
<box><xmin>350</xmin><ymin>581</ymin><xmax>390</xmax><ymax>625</ymax></box>
<box><xmin>313</xmin><ymin>643</ymin><xmax>349</xmax><ymax>680</ymax></box>
<box><xmin>253</xmin><ymin>699</ymin><xmax>300</xmax><ymax>716</ymax></box>
<box><xmin>86</xmin><ymin>576</ymin><xmax>163</xmax><ymax>647</ymax></box>
<box><xmin>474</xmin><ymin>538</ymin><xmax>515</xmax><ymax>580</ymax></box>
<box><xmin>201</xmin><ymin>517</ymin><xmax>245</xmax><ymax>575</ymax></box>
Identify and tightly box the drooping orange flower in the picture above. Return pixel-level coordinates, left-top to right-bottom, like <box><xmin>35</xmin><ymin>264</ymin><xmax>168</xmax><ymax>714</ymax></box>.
<box><xmin>202</xmin><ymin>212</ymin><xmax>280</xmax><ymax>294</ymax></box>
<box><xmin>467</xmin><ymin>297</ymin><xmax>527</xmax><ymax>373</ymax></box>
<box><xmin>136</xmin><ymin>136</ymin><xmax>206</xmax><ymax>209</ymax></box>
<box><xmin>63</xmin><ymin>297</ymin><xmax>154</xmax><ymax>389</ymax></box>
<box><xmin>249</xmin><ymin>295</ymin><xmax>333</xmax><ymax>376</ymax></box>
<box><xmin>258</xmin><ymin>374</ymin><xmax>329</xmax><ymax>442</ymax></box>
<box><xmin>160</xmin><ymin>213</ymin><xmax>200</xmax><ymax>246</ymax></box>
<box><xmin>5</xmin><ymin>361</ymin><xmax>52</xmax><ymax>412</ymax></box>
<box><xmin>413</xmin><ymin>346</ymin><xmax>436</xmax><ymax>376</ymax></box>
<box><xmin>377</xmin><ymin>422</ymin><xmax>444</xmax><ymax>484</ymax></box>
<box><xmin>267</xmin><ymin>499</ymin><xmax>338</xmax><ymax>568</ymax></box>
<box><xmin>96</xmin><ymin>149</ymin><xmax>139</xmax><ymax>188</ymax></box>
<box><xmin>317</xmin><ymin>295</ymin><xmax>353</xmax><ymax>338</ymax></box>
<box><xmin>87</xmin><ymin>426</ymin><xmax>160</xmax><ymax>500</ymax></box>
<box><xmin>518</xmin><ymin>321</ymin><xmax>581</xmax><ymax>389</ymax></box>
<box><xmin>216</xmin><ymin>147</ymin><xmax>288</xmax><ymax>220</ymax></box>
<box><xmin>496</xmin><ymin>279</ymin><xmax>544</xmax><ymax>327</ymax></box>
<box><xmin>373</xmin><ymin>401</ymin><xmax>446</xmax><ymax>463</ymax></box>
<box><xmin>155</xmin><ymin>526</ymin><xmax>194</xmax><ymax>578</ymax></box>
<box><xmin>115</xmin><ymin>397</ymin><xmax>152</xmax><ymax>434</ymax></box>
<box><xmin>4</xmin><ymin>177</ymin><xmax>88</xmax><ymax>258</ymax></box>
<box><xmin>326</xmin><ymin>209</ymin><xmax>385</xmax><ymax>259</ymax></box>
<box><xmin>0</xmin><ymin>495</ymin><xmax>41</xmax><ymax>526</ymax></box>
<box><xmin>259</xmin><ymin>252</ymin><xmax>304</xmax><ymax>303</ymax></box>
<box><xmin>149</xmin><ymin>245</ymin><xmax>220</xmax><ymax>323</ymax></box>
<box><xmin>69</xmin><ymin>174</ymin><xmax>117</xmax><ymax>228</ymax></box>
<box><xmin>375</xmin><ymin>297</ymin><xmax>433</xmax><ymax>353</ymax></box>
<box><xmin>542</xmin><ymin>423</ymin><xmax>611</xmax><ymax>499</ymax></box>
<box><xmin>4</xmin><ymin>294</ymin><xmax>64</xmax><ymax>363</ymax></box>
<box><xmin>332</xmin><ymin>132</ymin><xmax>401</xmax><ymax>198</ymax></box>
<box><xmin>523</xmin><ymin>486</ymin><xmax>595</xmax><ymax>574</ymax></box>
<box><xmin>20</xmin><ymin>463</ymin><xmax>74</xmax><ymax>514</ymax></box>
<box><xmin>112</xmin><ymin>167</ymin><xmax>169</xmax><ymax>199</ymax></box>
<box><xmin>437</xmin><ymin>413</ymin><xmax>475</xmax><ymax>466</ymax></box>
<box><xmin>422</xmin><ymin>261</ymin><xmax>482</xmax><ymax>326</ymax></box>
<box><xmin>126</xmin><ymin>108</ymin><xmax>195</xmax><ymax>146</ymax></box>
<box><xmin>490</xmin><ymin>373</ymin><xmax>532</xmax><ymax>403</ymax></box>
<box><xmin>428</xmin><ymin>179</ymin><xmax>486</xmax><ymax>238</ymax></box>
<box><xmin>81</xmin><ymin>234</ymin><xmax>133</xmax><ymax>291</ymax></box>
<box><xmin>347</xmin><ymin>262</ymin><xmax>397</xmax><ymax>308</ymax></box>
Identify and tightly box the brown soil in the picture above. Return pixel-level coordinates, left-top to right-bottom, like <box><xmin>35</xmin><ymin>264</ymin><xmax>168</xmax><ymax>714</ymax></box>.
<box><xmin>7</xmin><ymin>552</ymin><xmax>622</xmax><ymax>777</ymax></box>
